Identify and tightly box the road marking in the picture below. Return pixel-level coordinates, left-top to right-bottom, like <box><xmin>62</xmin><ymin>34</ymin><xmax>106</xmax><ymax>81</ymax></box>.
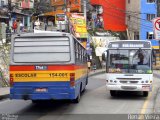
<box><xmin>139</xmin><ymin>87</ymin><xmax>155</xmax><ymax>119</ymax></box>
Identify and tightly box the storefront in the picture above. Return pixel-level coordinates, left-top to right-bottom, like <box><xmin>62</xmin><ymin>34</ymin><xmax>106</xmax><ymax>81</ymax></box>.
<box><xmin>11</xmin><ymin>12</ymin><xmax>31</xmax><ymax>30</ymax></box>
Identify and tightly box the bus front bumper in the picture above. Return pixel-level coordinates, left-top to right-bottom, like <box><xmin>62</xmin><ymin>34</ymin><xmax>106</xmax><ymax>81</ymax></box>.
<box><xmin>106</xmin><ymin>84</ymin><xmax>152</xmax><ymax>91</ymax></box>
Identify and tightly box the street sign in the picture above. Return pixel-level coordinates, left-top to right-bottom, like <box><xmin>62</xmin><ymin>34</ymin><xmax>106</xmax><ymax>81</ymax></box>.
<box><xmin>153</xmin><ymin>17</ymin><xmax>160</xmax><ymax>40</ymax></box>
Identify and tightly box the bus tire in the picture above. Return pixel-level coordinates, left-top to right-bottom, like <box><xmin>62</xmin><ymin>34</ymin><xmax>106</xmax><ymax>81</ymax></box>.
<box><xmin>72</xmin><ymin>93</ymin><xmax>81</xmax><ymax>103</ymax></box>
<box><xmin>32</xmin><ymin>100</ymin><xmax>41</xmax><ymax>104</ymax></box>
<box><xmin>72</xmin><ymin>85</ymin><xmax>82</xmax><ymax>103</ymax></box>
<box><xmin>86</xmin><ymin>76</ymin><xmax>88</xmax><ymax>85</ymax></box>
<box><xmin>143</xmin><ymin>91</ymin><xmax>148</xmax><ymax>97</ymax></box>
<box><xmin>110</xmin><ymin>90</ymin><xmax>117</xmax><ymax>97</ymax></box>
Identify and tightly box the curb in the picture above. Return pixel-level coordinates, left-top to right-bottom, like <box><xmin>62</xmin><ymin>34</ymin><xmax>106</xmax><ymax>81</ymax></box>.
<box><xmin>153</xmin><ymin>87</ymin><xmax>160</xmax><ymax>114</ymax></box>
<box><xmin>153</xmin><ymin>72</ymin><xmax>160</xmax><ymax>79</ymax></box>
<box><xmin>0</xmin><ymin>94</ymin><xmax>9</xmax><ymax>100</ymax></box>
<box><xmin>152</xmin><ymin>72</ymin><xmax>160</xmax><ymax>114</ymax></box>
<box><xmin>89</xmin><ymin>70</ymin><xmax>105</xmax><ymax>77</ymax></box>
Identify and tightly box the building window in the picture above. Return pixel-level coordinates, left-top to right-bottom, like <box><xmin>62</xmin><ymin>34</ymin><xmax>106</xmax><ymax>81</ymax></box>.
<box><xmin>147</xmin><ymin>14</ymin><xmax>156</xmax><ymax>21</ymax></box>
<box><xmin>128</xmin><ymin>0</ymin><xmax>130</xmax><ymax>4</ymax></box>
<box><xmin>147</xmin><ymin>0</ymin><xmax>155</xmax><ymax>3</ymax></box>
<box><xmin>128</xmin><ymin>15</ymin><xmax>131</xmax><ymax>21</ymax></box>
<box><xmin>147</xmin><ymin>32</ymin><xmax>154</xmax><ymax>39</ymax></box>
<box><xmin>75</xmin><ymin>0</ymin><xmax>78</xmax><ymax>4</ymax></box>
<box><xmin>134</xmin><ymin>32</ymin><xmax>139</xmax><ymax>40</ymax></box>
<box><xmin>1</xmin><ymin>1</ymin><xmax>4</xmax><ymax>6</ymax></box>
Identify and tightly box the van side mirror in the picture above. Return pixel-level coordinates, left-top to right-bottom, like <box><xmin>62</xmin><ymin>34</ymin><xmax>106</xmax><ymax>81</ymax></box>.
<box><xmin>102</xmin><ymin>51</ymin><xmax>107</xmax><ymax>61</ymax></box>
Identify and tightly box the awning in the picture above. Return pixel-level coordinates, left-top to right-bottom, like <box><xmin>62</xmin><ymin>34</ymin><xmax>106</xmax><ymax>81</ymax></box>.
<box><xmin>0</xmin><ymin>16</ymin><xmax>9</xmax><ymax>19</ymax></box>
<box><xmin>12</xmin><ymin>12</ymin><xmax>29</xmax><ymax>16</ymax></box>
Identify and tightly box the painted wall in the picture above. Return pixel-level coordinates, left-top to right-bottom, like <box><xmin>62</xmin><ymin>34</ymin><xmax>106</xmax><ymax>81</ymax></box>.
<box><xmin>140</xmin><ymin>0</ymin><xmax>158</xmax><ymax>47</ymax></box>
<box><xmin>21</xmin><ymin>0</ymin><xmax>30</xmax><ymax>9</ymax></box>
<box><xmin>90</xmin><ymin>0</ymin><xmax>126</xmax><ymax>31</ymax></box>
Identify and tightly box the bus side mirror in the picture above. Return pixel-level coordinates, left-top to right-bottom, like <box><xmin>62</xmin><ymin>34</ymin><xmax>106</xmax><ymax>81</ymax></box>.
<box><xmin>152</xmin><ymin>49</ymin><xmax>156</xmax><ymax>65</ymax></box>
<box><xmin>102</xmin><ymin>51</ymin><xmax>107</xmax><ymax>61</ymax></box>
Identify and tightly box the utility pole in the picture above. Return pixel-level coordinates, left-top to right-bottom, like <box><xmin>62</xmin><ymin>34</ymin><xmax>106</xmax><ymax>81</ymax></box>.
<box><xmin>7</xmin><ymin>0</ymin><xmax>12</xmax><ymax>39</ymax></box>
<box><xmin>157</xmin><ymin>0</ymin><xmax>160</xmax><ymax>17</ymax></box>
<box><xmin>83</xmin><ymin>0</ymin><xmax>87</xmax><ymax>22</ymax></box>
<box><xmin>157</xmin><ymin>0</ymin><xmax>160</xmax><ymax>66</ymax></box>
<box><xmin>8</xmin><ymin>0</ymin><xmax>12</xmax><ymax>22</ymax></box>
<box><xmin>64</xmin><ymin>0</ymin><xmax>70</xmax><ymax>33</ymax></box>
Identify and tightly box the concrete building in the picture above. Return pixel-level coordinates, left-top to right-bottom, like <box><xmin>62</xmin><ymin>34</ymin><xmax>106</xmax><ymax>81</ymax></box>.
<box><xmin>0</xmin><ymin>0</ymin><xmax>8</xmax><ymax>6</ymax></box>
<box><xmin>10</xmin><ymin>0</ymin><xmax>32</xmax><ymax>31</ymax></box>
<box><xmin>0</xmin><ymin>0</ymin><xmax>9</xmax><ymax>23</ymax></box>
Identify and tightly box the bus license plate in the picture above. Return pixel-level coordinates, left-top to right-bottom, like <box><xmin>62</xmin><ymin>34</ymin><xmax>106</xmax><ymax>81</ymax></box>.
<box><xmin>35</xmin><ymin>88</ymin><xmax>48</xmax><ymax>92</ymax></box>
<box><xmin>142</xmin><ymin>86</ymin><xmax>150</xmax><ymax>90</ymax></box>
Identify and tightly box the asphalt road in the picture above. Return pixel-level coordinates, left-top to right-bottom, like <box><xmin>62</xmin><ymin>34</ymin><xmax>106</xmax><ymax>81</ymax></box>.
<box><xmin>0</xmin><ymin>73</ymin><xmax>160</xmax><ymax>120</ymax></box>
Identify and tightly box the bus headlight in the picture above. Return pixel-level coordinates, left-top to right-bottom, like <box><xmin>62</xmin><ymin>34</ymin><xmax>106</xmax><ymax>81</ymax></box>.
<box><xmin>141</xmin><ymin>81</ymin><xmax>144</xmax><ymax>83</ymax></box>
<box><xmin>145</xmin><ymin>81</ymin><xmax>149</xmax><ymax>83</ymax></box>
<box><xmin>110</xmin><ymin>80</ymin><xmax>113</xmax><ymax>83</ymax></box>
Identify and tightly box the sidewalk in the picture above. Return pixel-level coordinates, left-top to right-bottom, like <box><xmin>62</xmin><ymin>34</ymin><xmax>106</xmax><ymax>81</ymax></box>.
<box><xmin>0</xmin><ymin>87</ymin><xmax>9</xmax><ymax>99</ymax></box>
<box><xmin>88</xmin><ymin>69</ymin><xmax>105</xmax><ymax>77</ymax></box>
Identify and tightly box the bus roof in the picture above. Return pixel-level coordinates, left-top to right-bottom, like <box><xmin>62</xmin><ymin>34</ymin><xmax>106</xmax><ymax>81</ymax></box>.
<box><xmin>13</xmin><ymin>31</ymin><xmax>71</xmax><ymax>38</ymax></box>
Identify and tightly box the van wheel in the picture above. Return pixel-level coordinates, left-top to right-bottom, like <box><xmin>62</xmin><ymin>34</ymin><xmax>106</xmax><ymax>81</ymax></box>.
<box><xmin>110</xmin><ymin>90</ymin><xmax>117</xmax><ymax>97</ymax></box>
<box><xmin>143</xmin><ymin>91</ymin><xmax>148</xmax><ymax>97</ymax></box>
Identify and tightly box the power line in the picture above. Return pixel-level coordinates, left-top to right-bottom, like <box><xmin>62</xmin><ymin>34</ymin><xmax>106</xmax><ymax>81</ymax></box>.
<box><xmin>103</xmin><ymin>7</ymin><xmax>152</xmax><ymax>23</ymax></box>
<box><xmin>103</xmin><ymin>0</ymin><xmax>155</xmax><ymax>23</ymax></box>
<box><xmin>104</xmin><ymin>0</ymin><xmax>157</xmax><ymax>15</ymax></box>
<box><xmin>102</xmin><ymin>10</ymin><xmax>153</xmax><ymax>30</ymax></box>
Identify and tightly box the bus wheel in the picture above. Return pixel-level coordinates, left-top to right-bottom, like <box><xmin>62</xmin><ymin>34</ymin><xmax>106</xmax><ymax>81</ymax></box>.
<box><xmin>72</xmin><ymin>93</ymin><xmax>81</xmax><ymax>103</ymax></box>
<box><xmin>32</xmin><ymin>100</ymin><xmax>41</xmax><ymax>104</ymax></box>
<box><xmin>143</xmin><ymin>91</ymin><xmax>148</xmax><ymax>97</ymax></box>
<box><xmin>110</xmin><ymin>90</ymin><xmax>117</xmax><ymax>97</ymax></box>
<box><xmin>86</xmin><ymin>76</ymin><xmax>88</xmax><ymax>85</ymax></box>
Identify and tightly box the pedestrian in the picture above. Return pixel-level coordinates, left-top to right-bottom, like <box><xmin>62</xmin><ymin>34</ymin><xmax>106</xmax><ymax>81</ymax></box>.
<box><xmin>34</xmin><ymin>19</ymin><xmax>40</xmax><ymax>30</ymax></box>
<box><xmin>93</xmin><ymin>63</ymin><xmax>96</xmax><ymax>72</ymax></box>
<box><xmin>17</xmin><ymin>20</ymin><xmax>20</xmax><ymax>34</ymax></box>
<box><xmin>12</xmin><ymin>20</ymin><xmax>17</xmax><ymax>33</ymax></box>
<box><xmin>20</xmin><ymin>21</ymin><xmax>24</xmax><ymax>32</ymax></box>
<box><xmin>87</xmin><ymin>61</ymin><xmax>91</xmax><ymax>71</ymax></box>
<box><xmin>44</xmin><ymin>20</ymin><xmax>47</xmax><ymax>31</ymax></box>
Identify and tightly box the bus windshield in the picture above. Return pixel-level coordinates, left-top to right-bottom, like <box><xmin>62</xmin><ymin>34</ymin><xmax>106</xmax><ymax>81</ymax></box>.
<box><xmin>108</xmin><ymin>49</ymin><xmax>152</xmax><ymax>74</ymax></box>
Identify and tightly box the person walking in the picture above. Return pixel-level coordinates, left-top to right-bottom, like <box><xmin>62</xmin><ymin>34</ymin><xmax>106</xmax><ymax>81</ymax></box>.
<box><xmin>20</xmin><ymin>21</ymin><xmax>24</xmax><ymax>32</ymax></box>
<box><xmin>17</xmin><ymin>20</ymin><xmax>20</xmax><ymax>34</ymax></box>
<box><xmin>93</xmin><ymin>63</ymin><xmax>97</xmax><ymax>72</ymax></box>
<box><xmin>12</xmin><ymin>20</ymin><xmax>17</xmax><ymax>33</ymax></box>
<box><xmin>44</xmin><ymin>20</ymin><xmax>47</xmax><ymax>31</ymax></box>
<box><xmin>87</xmin><ymin>61</ymin><xmax>91</xmax><ymax>72</ymax></box>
